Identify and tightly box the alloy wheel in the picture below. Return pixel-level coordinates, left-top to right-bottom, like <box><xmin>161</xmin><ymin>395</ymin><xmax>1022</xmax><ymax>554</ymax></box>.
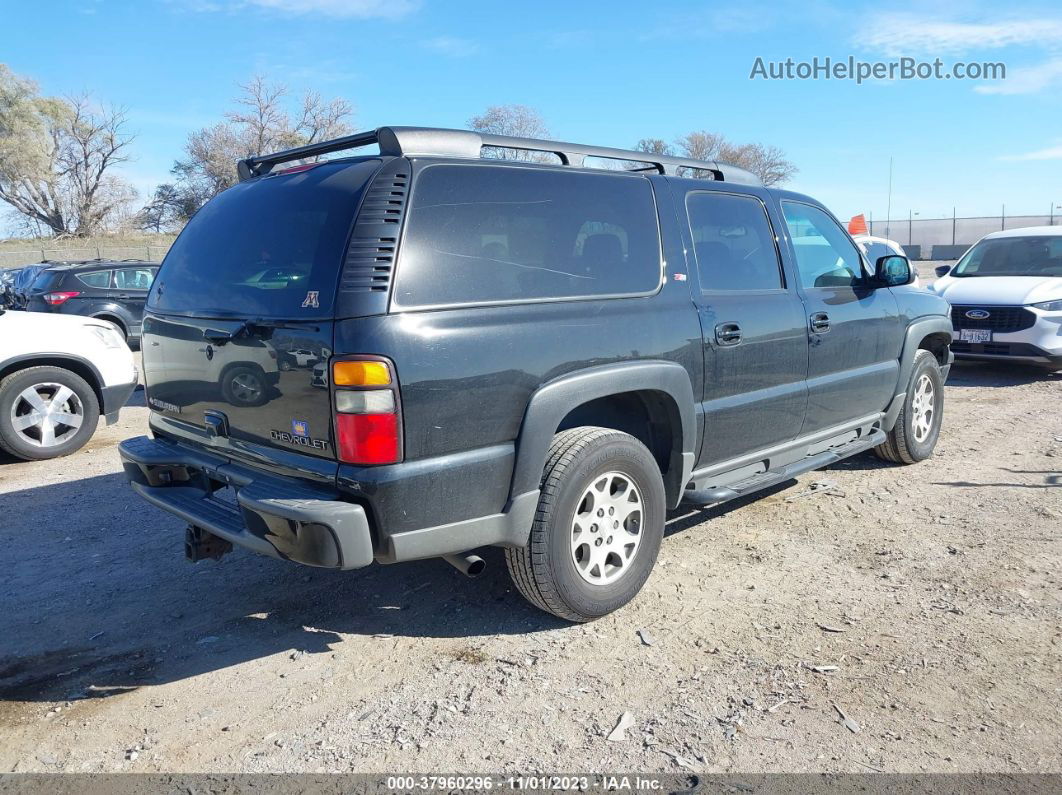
<box><xmin>570</xmin><ymin>472</ymin><xmax>643</xmax><ymax>586</ymax></box>
<box><xmin>9</xmin><ymin>382</ymin><xmax>85</xmax><ymax>448</ymax></box>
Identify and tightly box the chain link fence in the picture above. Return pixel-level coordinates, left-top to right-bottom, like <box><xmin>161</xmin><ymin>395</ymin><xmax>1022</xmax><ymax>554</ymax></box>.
<box><xmin>868</xmin><ymin>213</ymin><xmax>1060</xmax><ymax>260</ymax></box>
<box><xmin>0</xmin><ymin>242</ymin><xmax>173</xmax><ymax>270</ymax></box>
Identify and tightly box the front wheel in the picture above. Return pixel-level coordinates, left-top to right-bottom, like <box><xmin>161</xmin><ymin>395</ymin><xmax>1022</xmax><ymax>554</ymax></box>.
<box><xmin>505</xmin><ymin>427</ymin><xmax>666</xmax><ymax>622</ymax></box>
<box><xmin>875</xmin><ymin>350</ymin><xmax>944</xmax><ymax>464</ymax></box>
<box><xmin>0</xmin><ymin>366</ymin><xmax>100</xmax><ymax>461</ymax></box>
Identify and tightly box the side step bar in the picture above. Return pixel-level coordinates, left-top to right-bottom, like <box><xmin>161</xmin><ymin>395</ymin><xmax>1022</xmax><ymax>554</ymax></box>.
<box><xmin>683</xmin><ymin>428</ymin><xmax>886</xmax><ymax>507</ymax></box>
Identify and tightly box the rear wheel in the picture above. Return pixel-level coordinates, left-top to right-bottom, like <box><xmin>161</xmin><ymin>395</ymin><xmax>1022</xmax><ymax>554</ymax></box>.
<box><xmin>0</xmin><ymin>366</ymin><xmax>100</xmax><ymax>460</ymax></box>
<box><xmin>875</xmin><ymin>350</ymin><xmax>944</xmax><ymax>464</ymax></box>
<box><xmin>505</xmin><ymin>427</ymin><xmax>666</xmax><ymax>622</ymax></box>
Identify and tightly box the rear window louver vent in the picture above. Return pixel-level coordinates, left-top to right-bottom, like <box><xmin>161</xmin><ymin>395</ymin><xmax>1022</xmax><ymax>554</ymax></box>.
<box><xmin>339</xmin><ymin>168</ymin><xmax>409</xmax><ymax>296</ymax></box>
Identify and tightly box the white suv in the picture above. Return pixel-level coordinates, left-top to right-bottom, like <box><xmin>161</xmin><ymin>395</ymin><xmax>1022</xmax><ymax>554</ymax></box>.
<box><xmin>0</xmin><ymin>308</ymin><xmax>138</xmax><ymax>460</ymax></box>
<box><xmin>931</xmin><ymin>226</ymin><xmax>1062</xmax><ymax>371</ymax></box>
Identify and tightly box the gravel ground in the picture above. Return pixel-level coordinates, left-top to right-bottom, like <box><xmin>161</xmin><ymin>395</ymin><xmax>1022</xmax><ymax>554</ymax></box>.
<box><xmin>1</xmin><ymin>278</ymin><xmax>1059</xmax><ymax>774</ymax></box>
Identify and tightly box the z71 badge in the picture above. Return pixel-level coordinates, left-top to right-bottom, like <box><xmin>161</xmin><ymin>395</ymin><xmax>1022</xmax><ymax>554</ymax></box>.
<box><xmin>270</xmin><ymin>429</ymin><xmax>329</xmax><ymax>450</ymax></box>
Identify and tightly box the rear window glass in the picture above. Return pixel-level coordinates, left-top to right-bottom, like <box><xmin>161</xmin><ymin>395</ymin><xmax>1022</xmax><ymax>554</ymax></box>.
<box><xmin>77</xmin><ymin>270</ymin><xmax>112</xmax><ymax>288</ymax></box>
<box><xmin>31</xmin><ymin>270</ymin><xmax>60</xmax><ymax>290</ymax></box>
<box><xmin>149</xmin><ymin>160</ymin><xmax>379</xmax><ymax>318</ymax></box>
<box><xmin>393</xmin><ymin>164</ymin><xmax>661</xmax><ymax>308</ymax></box>
<box><xmin>115</xmin><ymin>267</ymin><xmax>155</xmax><ymax>290</ymax></box>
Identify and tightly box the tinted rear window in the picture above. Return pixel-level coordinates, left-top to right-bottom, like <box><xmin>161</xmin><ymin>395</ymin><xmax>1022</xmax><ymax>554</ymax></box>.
<box><xmin>31</xmin><ymin>270</ymin><xmax>61</xmax><ymax>291</ymax></box>
<box><xmin>149</xmin><ymin>160</ymin><xmax>379</xmax><ymax>318</ymax></box>
<box><xmin>393</xmin><ymin>164</ymin><xmax>661</xmax><ymax>308</ymax></box>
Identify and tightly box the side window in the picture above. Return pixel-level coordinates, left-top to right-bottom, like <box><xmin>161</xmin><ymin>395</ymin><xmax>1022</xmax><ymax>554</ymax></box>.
<box><xmin>686</xmin><ymin>192</ymin><xmax>783</xmax><ymax>291</ymax></box>
<box><xmin>115</xmin><ymin>268</ymin><xmax>155</xmax><ymax>290</ymax></box>
<box><xmin>77</xmin><ymin>270</ymin><xmax>112</xmax><ymax>288</ymax></box>
<box><xmin>782</xmin><ymin>202</ymin><xmax>866</xmax><ymax>288</ymax></box>
<box><xmin>394</xmin><ymin>165</ymin><xmax>661</xmax><ymax>307</ymax></box>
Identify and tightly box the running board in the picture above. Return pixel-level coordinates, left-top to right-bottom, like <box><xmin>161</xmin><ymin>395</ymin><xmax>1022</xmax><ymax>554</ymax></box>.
<box><xmin>682</xmin><ymin>428</ymin><xmax>887</xmax><ymax>507</ymax></box>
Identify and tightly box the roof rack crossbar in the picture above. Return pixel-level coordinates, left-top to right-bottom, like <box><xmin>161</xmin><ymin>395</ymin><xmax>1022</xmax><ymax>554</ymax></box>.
<box><xmin>236</xmin><ymin>126</ymin><xmax>760</xmax><ymax>185</ymax></box>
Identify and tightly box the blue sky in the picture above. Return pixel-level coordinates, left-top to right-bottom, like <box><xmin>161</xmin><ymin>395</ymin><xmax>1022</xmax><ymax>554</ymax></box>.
<box><xmin>4</xmin><ymin>0</ymin><xmax>1062</xmax><ymax>229</ymax></box>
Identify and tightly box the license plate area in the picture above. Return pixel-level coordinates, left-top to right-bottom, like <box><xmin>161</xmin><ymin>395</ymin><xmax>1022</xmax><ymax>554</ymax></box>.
<box><xmin>959</xmin><ymin>328</ymin><xmax>992</xmax><ymax>343</ymax></box>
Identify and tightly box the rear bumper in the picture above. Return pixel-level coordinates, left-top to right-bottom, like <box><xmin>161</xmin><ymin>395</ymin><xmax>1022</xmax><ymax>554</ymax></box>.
<box><xmin>119</xmin><ymin>432</ymin><xmax>538</xmax><ymax>569</ymax></box>
<box><xmin>119</xmin><ymin>435</ymin><xmax>374</xmax><ymax>569</ymax></box>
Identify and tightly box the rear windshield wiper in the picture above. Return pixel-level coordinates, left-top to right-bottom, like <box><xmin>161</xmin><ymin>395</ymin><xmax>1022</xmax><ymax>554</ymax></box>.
<box><xmin>203</xmin><ymin>318</ymin><xmax>319</xmax><ymax>344</ymax></box>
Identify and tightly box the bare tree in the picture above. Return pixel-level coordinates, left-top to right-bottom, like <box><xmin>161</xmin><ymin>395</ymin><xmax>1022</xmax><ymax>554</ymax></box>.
<box><xmin>468</xmin><ymin>104</ymin><xmax>550</xmax><ymax>161</ymax></box>
<box><xmin>634</xmin><ymin>138</ymin><xmax>674</xmax><ymax>156</ymax></box>
<box><xmin>672</xmin><ymin>130</ymin><xmax>797</xmax><ymax>186</ymax></box>
<box><xmin>675</xmin><ymin>130</ymin><xmax>726</xmax><ymax>162</ymax></box>
<box><xmin>718</xmin><ymin>142</ymin><xmax>797</xmax><ymax>186</ymax></box>
<box><xmin>0</xmin><ymin>65</ymin><xmax>136</xmax><ymax>237</ymax></box>
<box><xmin>161</xmin><ymin>76</ymin><xmax>354</xmax><ymax>222</ymax></box>
<box><xmin>61</xmin><ymin>97</ymin><xmax>136</xmax><ymax>235</ymax></box>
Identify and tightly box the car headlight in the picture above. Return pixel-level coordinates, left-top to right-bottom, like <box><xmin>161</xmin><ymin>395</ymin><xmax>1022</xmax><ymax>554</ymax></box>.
<box><xmin>89</xmin><ymin>324</ymin><xmax>126</xmax><ymax>349</ymax></box>
<box><xmin>1031</xmin><ymin>299</ymin><xmax>1062</xmax><ymax>312</ymax></box>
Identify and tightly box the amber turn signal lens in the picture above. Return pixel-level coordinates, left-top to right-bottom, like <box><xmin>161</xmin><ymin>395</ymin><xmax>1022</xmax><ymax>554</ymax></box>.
<box><xmin>333</xmin><ymin>360</ymin><xmax>391</xmax><ymax>386</ymax></box>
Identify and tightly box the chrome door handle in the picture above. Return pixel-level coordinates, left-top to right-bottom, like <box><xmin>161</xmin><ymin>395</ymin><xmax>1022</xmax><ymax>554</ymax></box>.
<box><xmin>714</xmin><ymin>322</ymin><xmax>742</xmax><ymax>346</ymax></box>
<box><xmin>810</xmin><ymin>312</ymin><xmax>831</xmax><ymax>333</ymax></box>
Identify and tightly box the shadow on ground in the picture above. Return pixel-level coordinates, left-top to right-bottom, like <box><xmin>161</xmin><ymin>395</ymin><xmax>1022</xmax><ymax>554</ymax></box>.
<box><xmin>0</xmin><ymin>467</ymin><xmax>756</xmax><ymax>704</ymax></box>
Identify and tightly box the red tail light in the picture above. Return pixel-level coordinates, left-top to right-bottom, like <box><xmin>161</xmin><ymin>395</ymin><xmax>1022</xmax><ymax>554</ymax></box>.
<box><xmin>332</xmin><ymin>357</ymin><xmax>402</xmax><ymax>465</ymax></box>
<box><xmin>44</xmin><ymin>291</ymin><xmax>80</xmax><ymax>306</ymax></box>
<box><xmin>336</xmin><ymin>413</ymin><xmax>400</xmax><ymax>464</ymax></box>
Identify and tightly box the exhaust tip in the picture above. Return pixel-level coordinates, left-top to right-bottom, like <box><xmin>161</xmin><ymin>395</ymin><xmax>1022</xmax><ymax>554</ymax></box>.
<box><xmin>442</xmin><ymin>552</ymin><xmax>486</xmax><ymax>578</ymax></box>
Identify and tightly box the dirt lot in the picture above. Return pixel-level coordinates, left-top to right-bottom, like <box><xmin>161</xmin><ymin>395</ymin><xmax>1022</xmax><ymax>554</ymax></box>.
<box><xmin>1</xmin><ymin>335</ymin><xmax>1060</xmax><ymax>774</ymax></box>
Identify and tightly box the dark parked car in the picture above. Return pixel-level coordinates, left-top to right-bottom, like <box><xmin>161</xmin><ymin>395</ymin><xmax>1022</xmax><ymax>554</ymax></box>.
<box><xmin>120</xmin><ymin>126</ymin><xmax>953</xmax><ymax>622</ymax></box>
<box><xmin>26</xmin><ymin>260</ymin><xmax>159</xmax><ymax>344</ymax></box>
<box><xmin>3</xmin><ymin>263</ymin><xmax>49</xmax><ymax>309</ymax></box>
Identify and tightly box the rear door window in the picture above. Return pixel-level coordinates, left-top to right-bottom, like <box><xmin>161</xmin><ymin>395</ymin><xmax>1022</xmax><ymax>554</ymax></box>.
<box><xmin>149</xmin><ymin>160</ymin><xmax>380</xmax><ymax>318</ymax></box>
<box><xmin>78</xmin><ymin>270</ymin><xmax>113</xmax><ymax>288</ymax></box>
<box><xmin>115</xmin><ymin>267</ymin><xmax>155</xmax><ymax>290</ymax></box>
<box><xmin>393</xmin><ymin>164</ymin><xmax>661</xmax><ymax>308</ymax></box>
<box><xmin>686</xmin><ymin>192</ymin><xmax>783</xmax><ymax>291</ymax></box>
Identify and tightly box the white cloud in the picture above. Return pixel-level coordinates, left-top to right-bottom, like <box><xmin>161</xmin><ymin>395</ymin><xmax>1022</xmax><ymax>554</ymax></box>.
<box><xmin>860</xmin><ymin>13</ymin><xmax>1062</xmax><ymax>56</ymax></box>
<box><xmin>976</xmin><ymin>57</ymin><xmax>1062</xmax><ymax>94</ymax></box>
<box><xmin>423</xmin><ymin>36</ymin><xmax>479</xmax><ymax>57</ymax></box>
<box><xmin>999</xmin><ymin>141</ymin><xmax>1062</xmax><ymax>161</ymax></box>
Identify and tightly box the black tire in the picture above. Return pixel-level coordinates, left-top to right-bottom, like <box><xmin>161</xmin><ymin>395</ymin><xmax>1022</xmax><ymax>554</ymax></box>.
<box><xmin>0</xmin><ymin>365</ymin><xmax>100</xmax><ymax>461</ymax></box>
<box><xmin>505</xmin><ymin>426</ymin><xmax>666</xmax><ymax>622</ymax></box>
<box><xmin>874</xmin><ymin>350</ymin><xmax>944</xmax><ymax>464</ymax></box>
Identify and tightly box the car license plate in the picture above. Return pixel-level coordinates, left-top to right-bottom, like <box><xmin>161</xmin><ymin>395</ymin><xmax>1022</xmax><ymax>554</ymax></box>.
<box><xmin>959</xmin><ymin>328</ymin><xmax>992</xmax><ymax>343</ymax></box>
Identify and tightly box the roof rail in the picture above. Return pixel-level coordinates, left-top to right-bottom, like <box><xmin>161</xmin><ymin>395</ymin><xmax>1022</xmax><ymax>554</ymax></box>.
<box><xmin>237</xmin><ymin>126</ymin><xmax>761</xmax><ymax>185</ymax></box>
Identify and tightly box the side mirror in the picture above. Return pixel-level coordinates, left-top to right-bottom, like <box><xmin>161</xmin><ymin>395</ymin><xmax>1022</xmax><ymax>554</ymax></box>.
<box><xmin>934</xmin><ymin>265</ymin><xmax>952</xmax><ymax>278</ymax></box>
<box><xmin>875</xmin><ymin>254</ymin><xmax>913</xmax><ymax>287</ymax></box>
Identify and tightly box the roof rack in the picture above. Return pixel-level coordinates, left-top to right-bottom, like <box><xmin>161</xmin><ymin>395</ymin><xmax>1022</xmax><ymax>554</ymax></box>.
<box><xmin>237</xmin><ymin>126</ymin><xmax>760</xmax><ymax>185</ymax></box>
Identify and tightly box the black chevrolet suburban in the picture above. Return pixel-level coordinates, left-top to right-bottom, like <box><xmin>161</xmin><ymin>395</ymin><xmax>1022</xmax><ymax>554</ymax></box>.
<box><xmin>119</xmin><ymin>126</ymin><xmax>953</xmax><ymax>622</ymax></box>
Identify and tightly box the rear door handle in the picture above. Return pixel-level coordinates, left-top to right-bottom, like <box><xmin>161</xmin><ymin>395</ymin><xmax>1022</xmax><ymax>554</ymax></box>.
<box><xmin>809</xmin><ymin>312</ymin><xmax>831</xmax><ymax>333</ymax></box>
<box><xmin>714</xmin><ymin>322</ymin><xmax>742</xmax><ymax>346</ymax></box>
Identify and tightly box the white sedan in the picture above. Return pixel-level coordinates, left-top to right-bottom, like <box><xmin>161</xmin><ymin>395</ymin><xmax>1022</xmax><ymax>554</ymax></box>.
<box><xmin>0</xmin><ymin>309</ymin><xmax>138</xmax><ymax>459</ymax></box>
